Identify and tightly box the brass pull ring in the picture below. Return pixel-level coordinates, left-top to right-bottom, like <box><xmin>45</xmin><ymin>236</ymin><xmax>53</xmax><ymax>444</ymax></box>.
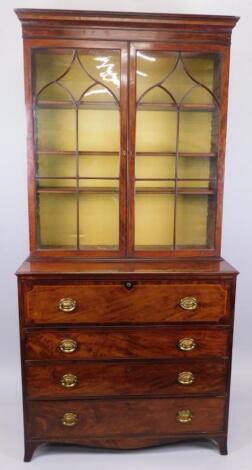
<box><xmin>179</xmin><ymin>297</ymin><xmax>198</xmax><ymax>310</ymax></box>
<box><xmin>177</xmin><ymin>371</ymin><xmax>195</xmax><ymax>385</ymax></box>
<box><xmin>178</xmin><ymin>337</ymin><xmax>197</xmax><ymax>352</ymax></box>
<box><xmin>58</xmin><ymin>297</ymin><xmax>77</xmax><ymax>313</ymax></box>
<box><xmin>176</xmin><ymin>409</ymin><xmax>193</xmax><ymax>424</ymax></box>
<box><xmin>60</xmin><ymin>373</ymin><xmax>78</xmax><ymax>389</ymax></box>
<box><xmin>59</xmin><ymin>339</ymin><xmax>78</xmax><ymax>354</ymax></box>
<box><xmin>61</xmin><ymin>412</ymin><xmax>78</xmax><ymax>427</ymax></box>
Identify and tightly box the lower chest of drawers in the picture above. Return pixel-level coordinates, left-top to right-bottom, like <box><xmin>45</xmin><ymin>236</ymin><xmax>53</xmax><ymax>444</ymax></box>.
<box><xmin>17</xmin><ymin>273</ymin><xmax>236</xmax><ymax>459</ymax></box>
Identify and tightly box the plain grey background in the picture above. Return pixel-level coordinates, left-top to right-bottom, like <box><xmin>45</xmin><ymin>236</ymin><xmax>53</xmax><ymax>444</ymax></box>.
<box><xmin>0</xmin><ymin>0</ymin><xmax>251</xmax><ymax>468</ymax></box>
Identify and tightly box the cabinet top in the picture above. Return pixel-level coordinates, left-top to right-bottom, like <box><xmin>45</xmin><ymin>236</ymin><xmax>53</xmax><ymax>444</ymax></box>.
<box><xmin>16</xmin><ymin>258</ymin><xmax>238</xmax><ymax>278</ymax></box>
<box><xmin>15</xmin><ymin>8</ymin><xmax>239</xmax><ymax>31</ymax></box>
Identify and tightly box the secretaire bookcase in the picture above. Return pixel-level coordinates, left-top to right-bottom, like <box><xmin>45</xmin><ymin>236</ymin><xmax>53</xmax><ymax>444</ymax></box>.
<box><xmin>15</xmin><ymin>9</ymin><xmax>239</xmax><ymax>461</ymax></box>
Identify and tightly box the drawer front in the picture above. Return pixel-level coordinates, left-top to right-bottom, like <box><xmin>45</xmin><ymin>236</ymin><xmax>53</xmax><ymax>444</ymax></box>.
<box><xmin>25</xmin><ymin>361</ymin><xmax>227</xmax><ymax>399</ymax></box>
<box><xmin>23</xmin><ymin>281</ymin><xmax>231</xmax><ymax>325</ymax></box>
<box><xmin>24</xmin><ymin>327</ymin><xmax>229</xmax><ymax>360</ymax></box>
<box><xmin>27</xmin><ymin>397</ymin><xmax>226</xmax><ymax>439</ymax></box>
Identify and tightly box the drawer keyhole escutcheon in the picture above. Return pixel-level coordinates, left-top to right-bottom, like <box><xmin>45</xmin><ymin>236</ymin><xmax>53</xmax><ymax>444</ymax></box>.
<box><xmin>59</xmin><ymin>339</ymin><xmax>78</xmax><ymax>354</ymax></box>
<box><xmin>58</xmin><ymin>297</ymin><xmax>77</xmax><ymax>313</ymax></box>
<box><xmin>60</xmin><ymin>374</ymin><xmax>78</xmax><ymax>388</ymax></box>
<box><xmin>176</xmin><ymin>409</ymin><xmax>193</xmax><ymax>424</ymax></box>
<box><xmin>61</xmin><ymin>412</ymin><xmax>79</xmax><ymax>427</ymax></box>
<box><xmin>124</xmin><ymin>281</ymin><xmax>134</xmax><ymax>290</ymax></box>
<box><xmin>178</xmin><ymin>337</ymin><xmax>197</xmax><ymax>352</ymax></box>
<box><xmin>177</xmin><ymin>371</ymin><xmax>195</xmax><ymax>385</ymax></box>
<box><xmin>179</xmin><ymin>297</ymin><xmax>198</xmax><ymax>310</ymax></box>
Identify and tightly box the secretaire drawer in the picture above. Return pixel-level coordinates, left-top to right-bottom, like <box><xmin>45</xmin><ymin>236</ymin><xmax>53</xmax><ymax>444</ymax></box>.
<box><xmin>22</xmin><ymin>280</ymin><xmax>232</xmax><ymax>325</ymax></box>
<box><xmin>27</xmin><ymin>397</ymin><xmax>226</xmax><ymax>439</ymax></box>
<box><xmin>24</xmin><ymin>327</ymin><xmax>229</xmax><ymax>360</ymax></box>
<box><xmin>25</xmin><ymin>360</ymin><xmax>227</xmax><ymax>399</ymax></box>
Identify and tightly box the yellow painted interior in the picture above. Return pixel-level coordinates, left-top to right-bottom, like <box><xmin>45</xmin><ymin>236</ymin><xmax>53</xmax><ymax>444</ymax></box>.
<box><xmin>38</xmin><ymin>154</ymin><xmax>76</xmax><ymax>178</ymax></box>
<box><xmin>79</xmin><ymin>155</ymin><xmax>119</xmax><ymax>178</ymax></box>
<box><xmin>136</xmin><ymin>111</ymin><xmax>177</xmax><ymax>153</ymax></box>
<box><xmin>135</xmin><ymin>156</ymin><xmax>175</xmax><ymax>188</ymax></box>
<box><xmin>176</xmin><ymin>195</ymin><xmax>215</xmax><ymax>248</ymax></box>
<box><xmin>78</xmin><ymin>110</ymin><xmax>120</xmax><ymax>151</ymax></box>
<box><xmin>79</xmin><ymin>193</ymin><xmax>119</xmax><ymax>248</ymax></box>
<box><xmin>38</xmin><ymin>155</ymin><xmax>119</xmax><ymax>180</ymax></box>
<box><xmin>135</xmin><ymin>194</ymin><xmax>174</xmax><ymax>247</ymax></box>
<box><xmin>39</xmin><ymin>194</ymin><xmax>77</xmax><ymax>247</ymax></box>
<box><xmin>178</xmin><ymin>157</ymin><xmax>214</xmax><ymax>188</ymax></box>
<box><xmin>37</xmin><ymin>109</ymin><xmax>76</xmax><ymax>151</ymax></box>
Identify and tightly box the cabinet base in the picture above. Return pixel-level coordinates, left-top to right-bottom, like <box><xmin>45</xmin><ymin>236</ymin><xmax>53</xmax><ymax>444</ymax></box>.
<box><xmin>24</xmin><ymin>434</ymin><xmax>228</xmax><ymax>461</ymax></box>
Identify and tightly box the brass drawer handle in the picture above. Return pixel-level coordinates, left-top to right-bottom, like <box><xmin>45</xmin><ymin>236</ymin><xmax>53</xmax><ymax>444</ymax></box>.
<box><xmin>60</xmin><ymin>373</ymin><xmax>78</xmax><ymax>389</ymax></box>
<box><xmin>178</xmin><ymin>337</ymin><xmax>197</xmax><ymax>352</ymax></box>
<box><xmin>58</xmin><ymin>297</ymin><xmax>77</xmax><ymax>313</ymax></box>
<box><xmin>61</xmin><ymin>412</ymin><xmax>78</xmax><ymax>427</ymax></box>
<box><xmin>179</xmin><ymin>296</ymin><xmax>198</xmax><ymax>310</ymax></box>
<box><xmin>176</xmin><ymin>409</ymin><xmax>193</xmax><ymax>424</ymax></box>
<box><xmin>177</xmin><ymin>371</ymin><xmax>195</xmax><ymax>385</ymax></box>
<box><xmin>59</xmin><ymin>339</ymin><xmax>78</xmax><ymax>354</ymax></box>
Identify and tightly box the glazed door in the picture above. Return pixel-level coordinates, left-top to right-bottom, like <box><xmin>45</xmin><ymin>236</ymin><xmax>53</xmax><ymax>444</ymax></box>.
<box><xmin>128</xmin><ymin>42</ymin><xmax>226</xmax><ymax>257</ymax></box>
<box><xmin>30</xmin><ymin>40</ymin><xmax>127</xmax><ymax>256</ymax></box>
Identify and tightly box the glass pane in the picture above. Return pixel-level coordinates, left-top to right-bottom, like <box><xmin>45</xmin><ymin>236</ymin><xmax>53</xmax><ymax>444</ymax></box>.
<box><xmin>79</xmin><ymin>190</ymin><xmax>119</xmax><ymax>249</ymax></box>
<box><xmin>78</xmin><ymin>51</ymin><xmax>120</xmax><ymax>101</ymax></box>
<box><xmin>37</xmin><ymin>178</ymin><xmax>76</xmax><ymax>189</ymax></box>
<box><xmin>179</xmin><ymin>111</ymin><xmax>217</xmax><ymax>154</ymax></box>
<box><xmin>78</xmin><ymin>109</ymin><xmax>120</xmax><ymax>152</ymax></box>
<box><xmin>136</xmin><ymin>156</ymin><xmax>175</xmax><ymax>183</ymax></box>
<box><xmin>79</xmin><ymin>154</ymin><xmax>119</xmax><ymax>178</ymax></box>
<box><xmin>176</xmin><ymin>194</ymin><xmax>216</xmax><ymax>248</ymax></box>
<box><xmin>33</xmin><ymin>47</ymin><xmax>121</xmax><ymax>251</ymax></box>
<box><xmin>38</xmin><ymin>193</ymin><xmax>77</xmax><ymax>248</ymax></box>
<box><xmin>135</xmin><ymin>50</ymin><xmax>220</xmax><ymax>252</ymax></box>
<box><xmin>136</xmin><ymin>111</ymin><xmax>177</xmax><ymax>153</ymax></box>
<box><xmin>79</xmin><ymin>178</ymin><xmax>118</xmax><ymax>189</ymax></box>
<box><xmin>178</xmin><ymin>156</ymin><xmax>216</xmax><ymax>180</ymax></box>
<box><xmin>37</xmin><ymin>154</ymin><xmax>76</xmax><ymax>178</ymax></box>
<box><xmin>135</xmin><ymin>192</ymin><xmax>174</xmax><ymax>249</ymax></box>
<box><xmin>136</xmin><ymin>52</ymin><xmax>177</xmax><ymax>102</ymax></box>
<box><xmin>34</xmin><ymin>49</ymin><xmax>120</xmax><ymax>102</ymax></box>
<box><xmin>36</xmin><ymin>109</ymin><xmax>76</xmax><ymax>152</ymax></box>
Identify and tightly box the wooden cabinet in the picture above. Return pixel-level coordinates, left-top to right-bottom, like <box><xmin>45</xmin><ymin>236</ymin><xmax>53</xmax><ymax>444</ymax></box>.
<box><xmin>15</xmin><ymin>9</ymin><xmax>239</xmax><ymax>461</ymax></box>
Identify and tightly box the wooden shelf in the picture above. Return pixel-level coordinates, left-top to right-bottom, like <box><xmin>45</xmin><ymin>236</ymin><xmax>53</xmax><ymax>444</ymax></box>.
<box><xmin>37</xmin><ymin>151</ymin><xmax>119</xmax><ymax>156</ymax></box>
<box><xmin>36</xmin><ymin>150</ymin><xmax>217</xmax><ymax>158</ymax></box>
<box><xmin>37</xmin><ymin>187</ymin><xmax>119</xmax><ymax>194</ymax></box>
<box><xmin>37</xmin><ymin>186</ymin><xmax>214</xmax><ymax>195</ymax></box>
<box><xmin>136</xmin><ymin>187</ymin><xmax>215</xmax><ymax>195</ymax></box>
<box><xmin>35</xmin><ymin>100</ymin><xmax>119</xmax><ymax>110</ymax></box>
<box><xmin>137</xmin><ymin>102</ymin><xmax>216</xmax><ymax>112</ymax></box>
<box><xmin>36</xmin><ymin>100</ymin><xmax>215</xmax><ymax>112</ymax></box>
<box><xmin>136</xmin><ymin>152</ymin><xmax>217</xmax><ymax>158</ymax></box>
<box><xmin>36</xmin><ymin>176</ymin><xmax>119</xmax><ymax>181</ymax></box>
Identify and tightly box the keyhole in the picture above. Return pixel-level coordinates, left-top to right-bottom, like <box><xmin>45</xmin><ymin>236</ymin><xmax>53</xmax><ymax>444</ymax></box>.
<box><xmin>124</xmin><ymin>281</ymin><xmax>134</xmax><ymax>290</ymax></box>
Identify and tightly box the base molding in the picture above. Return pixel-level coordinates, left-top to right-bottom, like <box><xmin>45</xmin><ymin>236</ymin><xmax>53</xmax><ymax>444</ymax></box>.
<box><xmin>24</xmin><ymin>434</ymin><xmax>228</xmax><ymax>461</ymax></box>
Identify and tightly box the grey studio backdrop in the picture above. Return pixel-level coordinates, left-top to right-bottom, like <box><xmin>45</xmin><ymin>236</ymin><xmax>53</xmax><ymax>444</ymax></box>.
<box><xmin>0</xmin><ymin>1</ymin><xmax>251</xmax><ymax>469</ymax></box>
